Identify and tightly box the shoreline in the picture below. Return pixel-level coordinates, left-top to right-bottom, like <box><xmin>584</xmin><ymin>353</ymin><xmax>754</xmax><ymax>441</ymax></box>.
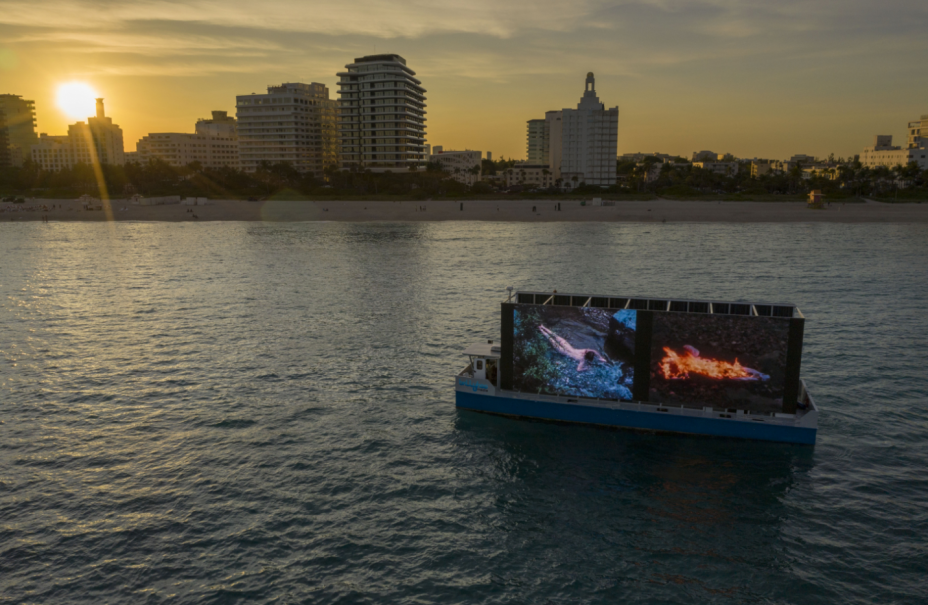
<box><xmin>3</xmin><ymin>198</ymin><xmax>928</xmax><ymax>223</ymax></box>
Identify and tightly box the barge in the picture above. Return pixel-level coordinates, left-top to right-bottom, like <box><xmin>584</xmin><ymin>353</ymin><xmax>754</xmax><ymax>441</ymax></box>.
<box><xmin>456</xmin><ymin>290</ymin><xmax>817</xmax><ymax>445</ymax></box>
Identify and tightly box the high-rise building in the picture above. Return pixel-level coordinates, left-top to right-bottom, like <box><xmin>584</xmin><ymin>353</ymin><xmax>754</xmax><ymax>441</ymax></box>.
<box><xmin>0</xmin><ymin>94</ymin><xmax>38</xmax><ymax>167</ymax></box>
<box><xmin>526</xmin><ymin>119</ymin><xmax>548</xmax><ymax>163</ymax></box>
<box><xmin>559</xmin><ymin>73</ymin><xmax>619</xmax><ymax>188</ymax></box>
<box><xmin>135</xmin><ymin>110</ymin><xmax>239</xmax><ymax>169</ymax></box>
<box><xmin>236</xmin><ymin>82</ymin><xmax>338</xmax><ymax>174</ymax></box>
<box><xmin>337</xmin><ymin>54</ymin><xmax>427</xmax><ymax>172</ymax></box>
<box><xmin>527</xmin><ymin>74</ymin><xmax>618</xmax><ymax>189</ymax></box>
<box><xmin>30</xmin><ymin>99</ymin><xmax>125</xmax><ymax>171</ymax></box>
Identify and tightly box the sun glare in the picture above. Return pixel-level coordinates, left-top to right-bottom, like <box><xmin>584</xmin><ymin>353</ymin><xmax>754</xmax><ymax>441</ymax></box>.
<box><xmin>56</xmin><ymin>82</ymin><xmax>99</xmax><ymax>120</ymax></box>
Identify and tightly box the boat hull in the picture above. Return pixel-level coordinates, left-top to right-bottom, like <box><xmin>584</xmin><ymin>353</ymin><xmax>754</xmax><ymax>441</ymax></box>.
<box><xmin>455</xmin><ymin>390</ymin><xmax>817</xmax><ymax>445</ymax></box>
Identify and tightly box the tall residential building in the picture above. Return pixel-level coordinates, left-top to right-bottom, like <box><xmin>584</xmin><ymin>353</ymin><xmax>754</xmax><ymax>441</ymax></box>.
<box><xmin>135</xmin><ymin>110</ymin><xmax>239</xmax><ymax>169</ymax></box>
<box><xmin>30</xmin><ymin>99</ymin><xmax>125</xmax><ymax>171</ymax></box>
<box><xmin>337</xmin><ymin>54</ymin><xmax>427</xmax><ymax>172</ymax></box>
<box><xmin>0</xmin><ymin>94</ymin><xmax>38</xmax><ymax>167</ymax></box>
<box><xmin>526</xmin><ymin>74</ymin><xmax>618</xmax><ymax>188</ymax></box>
<box><xmin>526</xmin><ymin>119</ymin><xmax>548</xmax><ymax>163</ymax></box>
<box><xmin>558</xmin><ymin>73</ymin><xmax>619</xmax><ymax>188</ymax></box>
<box><xmin>236</xmin><ymin>82</ymin><xmax>338</xmax><ymax>174</ymax></box>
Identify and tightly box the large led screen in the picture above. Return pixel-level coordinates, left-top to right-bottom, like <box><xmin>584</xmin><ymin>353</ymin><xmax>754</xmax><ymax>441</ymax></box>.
<box><xmin>512</xmin><ymin>305</ymin><xmax>636</xmax><ymax>400</ymax></box>
<box><xmin>649</xmin><ymin>313</ymin><xmax>790</xmax><ymax>413</ymax></box>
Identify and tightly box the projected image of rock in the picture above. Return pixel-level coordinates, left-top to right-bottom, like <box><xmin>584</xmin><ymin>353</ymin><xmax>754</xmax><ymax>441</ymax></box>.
<box><xmin>513</xmin><ymin>305</ymin><xmax>636</xmax><ymax>400</ymax></box>
<box><xmin>650</xmin><ymin>313</ymin><xmax>790</xmax><ymax>413</ymax></box>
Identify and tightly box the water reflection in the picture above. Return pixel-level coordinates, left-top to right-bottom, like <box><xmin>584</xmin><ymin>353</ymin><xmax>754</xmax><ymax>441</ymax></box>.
<box><xmin>451</xmin><ymin>411</ymin><xmax>814</xmax><ymax>598</ymax></box>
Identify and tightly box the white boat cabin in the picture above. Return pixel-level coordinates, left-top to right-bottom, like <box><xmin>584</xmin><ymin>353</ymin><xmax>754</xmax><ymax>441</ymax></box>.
<box><xmin>463</xmin><ymin>340</ymin><xmax>501</xmax><ymax>386</ymax></box>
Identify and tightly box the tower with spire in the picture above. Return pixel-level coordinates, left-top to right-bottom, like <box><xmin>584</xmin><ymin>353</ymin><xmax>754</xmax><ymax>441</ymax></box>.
<box><xmin>525</xmin><ymin>72</ymin><xmax>619</xmax><ymax>189</ymax></box>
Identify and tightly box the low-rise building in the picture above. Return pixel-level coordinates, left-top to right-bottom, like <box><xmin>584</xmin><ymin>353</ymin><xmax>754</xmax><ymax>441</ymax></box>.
<box><xmin>504</xmin><ymin>162</ymin><xmax>555</xmax><ymax>189</ymax></box>
<box><xmin>429</xmin><ymin>148</ymin><xmax>482</xmax><ymax>185</ymax></box>
<box><xmin>619</xmin><ymin>152</ymin><xmax>678</xmax><ymax>163</ymax></box>
<box><xmin>750</xmin><ymin>160</ymin><xmax>779</xmax><ymax>178</ymax></box>
<box><xmin>692</xmin><ymin>161</ymin><xmax>739</xmax><ymax>176</ymax></box>
<box><xmin>860</xmin><ymin>131</ymin><xmax>928</xmax><ymax>170</ymax></box>
<box><xmin>135</xmin><ymin>111</ymin><xmax>239</xmax><ymax>169</ymax></box>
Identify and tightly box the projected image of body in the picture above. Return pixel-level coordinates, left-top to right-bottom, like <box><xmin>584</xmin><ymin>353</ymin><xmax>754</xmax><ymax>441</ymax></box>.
<box><xmin>538</xmin><ymin>325</ymin><xmax>607</xmax><ymax>372</ymax></box>
<box><xmin>513</xmin><ymin>306</ymin><xmax>636</xmax><ymax>400</ymax></box>
<box><xmin>650</xmin><ymin>313</ymin><xmax>789</xmax><ymax>413</ymax></box>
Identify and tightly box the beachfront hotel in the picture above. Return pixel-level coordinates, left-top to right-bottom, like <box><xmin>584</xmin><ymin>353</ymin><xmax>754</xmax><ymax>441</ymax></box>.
<box><xmin>30</xmin><ymin>99</ymin><xmax>125</xmax><ymax>171</ymax></box>
<box><xmin>337</xmin><ymin>54</ymin><xmax>427</xmax><ymax>172</ymax></box>
<box><xmin>0</xmin><ymin>94</ymin><xmax>38</xmax><ymax>167</ymax></box>
<box><xmin>860</xmin><ymin>113</ymin><xmax>928</xmax><ymax>170</ymax></box>
<box><xmin>235</xmin><ymin>82</ymin><xmax>339</xmax><ymax>174</ymax></box>
<box><xmin>526</xmin><ymin>73</ymin><xmax>619</xmax><ymax>189</ymax></box>
<box><xmin>135</xmin><ymin>111</ymin><xmax>240</xmax><ymax>169</ymax></box>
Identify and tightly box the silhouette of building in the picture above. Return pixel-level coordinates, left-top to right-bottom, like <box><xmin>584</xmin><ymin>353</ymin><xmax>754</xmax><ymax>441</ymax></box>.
<box><xmin>0</xmin><ymin>94</ymin><xmax>38</xmax><ymax>167</ymax></box>
<box><xmin>30</xmin><ymin>98</ymin><xmax>125</xmax><ymax>171</ymax></box>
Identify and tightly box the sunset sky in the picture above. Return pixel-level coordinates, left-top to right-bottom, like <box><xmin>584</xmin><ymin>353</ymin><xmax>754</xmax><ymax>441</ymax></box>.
<box><xmin>2</xmin><ymin>0</ymin><xmax>926</xmax><ymax>160</ymax></box>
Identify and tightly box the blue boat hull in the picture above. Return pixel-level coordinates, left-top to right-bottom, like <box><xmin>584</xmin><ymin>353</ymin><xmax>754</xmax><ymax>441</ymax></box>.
<box><xmin>455</xmin><ymin>391</ymin><xmax>817</xmax><ymax>445</ymax></box>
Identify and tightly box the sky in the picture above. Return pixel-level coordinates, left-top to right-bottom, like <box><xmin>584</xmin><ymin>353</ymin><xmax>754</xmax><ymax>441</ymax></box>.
<box><xmin>1</xmin><ymin>0</ymin><xmax>927</xmax><ymax>159</ymax></box>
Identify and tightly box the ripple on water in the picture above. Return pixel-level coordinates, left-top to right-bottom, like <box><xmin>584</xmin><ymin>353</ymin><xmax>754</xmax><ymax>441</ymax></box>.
<box><xmin>1</xmin><ymin>221</ymin><xmax>927</xmax><ymax>604</ymax></box>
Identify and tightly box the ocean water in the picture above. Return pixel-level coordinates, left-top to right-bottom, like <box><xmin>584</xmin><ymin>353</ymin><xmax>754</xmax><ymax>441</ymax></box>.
<box><xmin>1</xmin><ymin>221</ymin><xmax>926</xmax><ymax>604</ymax></box>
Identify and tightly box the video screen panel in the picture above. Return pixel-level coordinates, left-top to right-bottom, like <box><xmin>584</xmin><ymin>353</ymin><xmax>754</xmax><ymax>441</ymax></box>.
<box><xmin>649</xmin><ymin>313</ymin><xmax>790</xmax><ymax>413</ymax></box>
<box><xmin>512</xmin><ymin>305</ymin><xmax>637</xmax><ymax>400</ymax></box>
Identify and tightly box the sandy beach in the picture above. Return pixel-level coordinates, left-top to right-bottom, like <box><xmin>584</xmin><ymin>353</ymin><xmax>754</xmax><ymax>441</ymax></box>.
<box><xmin>3</xmin><ymin>197</ymin><xmax>928</xmax><ymax>223</ymax></box>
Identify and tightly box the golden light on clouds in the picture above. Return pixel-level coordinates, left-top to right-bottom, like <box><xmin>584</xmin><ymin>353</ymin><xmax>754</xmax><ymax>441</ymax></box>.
<box><xmin>1</xmin><ymin>1</ymin><xmax>926</xmax><ymax>158</ymax></box>
<box><xmin>56</xmin><ymin>82</ymin><xmax>98</xmax><ymax>120</ymax></box>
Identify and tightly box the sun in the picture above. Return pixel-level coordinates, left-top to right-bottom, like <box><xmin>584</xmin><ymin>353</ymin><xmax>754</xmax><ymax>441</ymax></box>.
<box><xmin>56</xmin><ymin>82</ymin><xmax>99</xmax><ymax>120</ymax></box>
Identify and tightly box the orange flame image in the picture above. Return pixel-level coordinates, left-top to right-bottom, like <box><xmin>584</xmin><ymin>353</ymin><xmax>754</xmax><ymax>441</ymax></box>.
<box><xmin>659</xmin><ymin>346</ymin><xmax>769</xmax><ymax>381</ymax></box>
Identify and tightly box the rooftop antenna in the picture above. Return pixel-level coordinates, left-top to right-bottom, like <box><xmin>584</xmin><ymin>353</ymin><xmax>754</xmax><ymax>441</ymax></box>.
<box><xmin>506</xmin><ymin>286</ymin><xmax>514</xmax><ymax>302</ymax></box>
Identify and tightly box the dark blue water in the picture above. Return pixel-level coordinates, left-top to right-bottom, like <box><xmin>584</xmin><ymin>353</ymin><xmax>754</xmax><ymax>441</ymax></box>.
<box><xmin>2</xmin><ymin>222</ymin><xmax>926</xmax><ymax>604</ymax></box>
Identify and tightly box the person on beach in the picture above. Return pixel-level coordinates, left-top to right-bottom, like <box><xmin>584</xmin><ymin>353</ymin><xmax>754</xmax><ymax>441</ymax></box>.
<box><xmin>538</xmin><ymin>325</ymin><xmax>606</xmax><ymax>372</ymax></box>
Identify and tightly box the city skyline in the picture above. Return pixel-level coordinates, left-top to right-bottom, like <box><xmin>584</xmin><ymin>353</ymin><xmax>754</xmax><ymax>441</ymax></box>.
<box><xmin>1</xmin><ymin>0</ymin><xmax>927</xmax><ymax>159</ymax></box>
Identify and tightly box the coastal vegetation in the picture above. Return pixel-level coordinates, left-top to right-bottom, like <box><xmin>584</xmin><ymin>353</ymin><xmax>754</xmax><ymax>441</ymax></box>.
<box><xmin>1</xmin><ymin>156</ymin><xmax>926</xmax><ymax>201</ymax></box>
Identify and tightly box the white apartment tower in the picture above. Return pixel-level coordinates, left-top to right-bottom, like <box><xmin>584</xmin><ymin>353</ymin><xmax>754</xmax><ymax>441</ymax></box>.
<box><xmin>236</xmin><ymin>82</ymin><xmax>339</xmax><ymax>174</ymax></box>
<box><xmin>559</xmin><ymin>73</ymin><xmax>619</xmax><ymax>188</ymax></box>
<box><xmin>337</xmin><ymin>54</ymin><xmax>427</xmax><ymax>172</ymax></box>
<box><xmin>526</xmin><ymin>73</ymin><xmax>618</xmax><ymax>188</ymax></box>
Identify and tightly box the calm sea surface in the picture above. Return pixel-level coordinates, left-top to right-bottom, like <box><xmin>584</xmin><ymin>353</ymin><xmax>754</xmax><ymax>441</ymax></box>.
<box><xmin>1</xmin><ymin>221</ymin><xmax>927</xmax><ymax>604</ymax></box>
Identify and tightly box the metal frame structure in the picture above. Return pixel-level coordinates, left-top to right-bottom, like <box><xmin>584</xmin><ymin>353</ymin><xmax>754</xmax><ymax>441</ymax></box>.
<box><xmin>510</xmin><ymin>290</ymin><xmax>802</xmax><ymax>319</ymax></box>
